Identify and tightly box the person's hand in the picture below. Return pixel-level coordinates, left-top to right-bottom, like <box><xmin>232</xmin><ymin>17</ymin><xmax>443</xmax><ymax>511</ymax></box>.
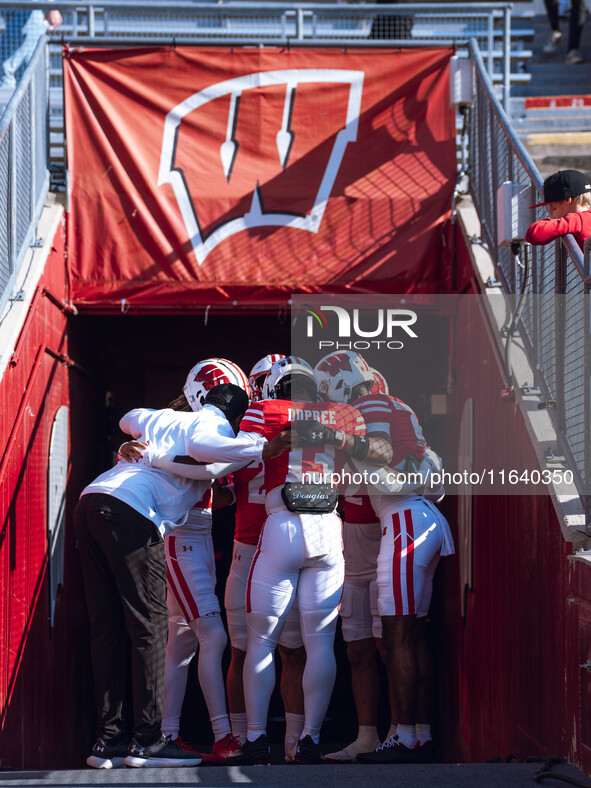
<box><xmin>212</xmin><ymin>479</ymin><xmax>236</xmax><ymax>510</ymax></box>
<box><xmin>45</xmin><ymin>10</ymin><xmax>63</xmax><ymax>30</ymax></box>
<box><xmin>118</xmin><ymin>440</ymin><xmax>148</xmax><ymax>463</ymax></box>
<box><xmin>293</xmin><ymin>420</ymin><xmax>340</xmax><ymax>446</ymax></box>
<box><xmin>262</xmin><ymin>429</ymin><xmax>297</xmax><ymax>459</ymax></box>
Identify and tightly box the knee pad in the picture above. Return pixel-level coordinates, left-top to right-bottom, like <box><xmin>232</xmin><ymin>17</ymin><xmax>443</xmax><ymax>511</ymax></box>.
<box><xmin>191</xmin><ymin>612</ymin><xmax>228</xmax><ymax>655</ymax></box>
<box><xmin>167</xmin><ymin>619</ymin><xmax>198</xmax><ymax>666</ymax></box>
<box><xmin>247</xmin><ymin>610</ymin><xmax>283</xmax><ymax>647</ymax></box>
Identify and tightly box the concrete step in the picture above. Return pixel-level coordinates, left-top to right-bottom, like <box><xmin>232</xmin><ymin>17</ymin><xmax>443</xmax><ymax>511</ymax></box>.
<box><xmin>0</xmin><ymin>761</ymin><xmax>587</xmax><ymax>787</ymax></box>
<box><xmin>513</xmin><ymin>116</ymin><xmax>591</xmax><ymax>132</ymax></box>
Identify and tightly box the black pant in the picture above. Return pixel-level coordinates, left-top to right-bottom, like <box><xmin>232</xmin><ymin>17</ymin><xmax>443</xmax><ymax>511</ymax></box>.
<box><xmin>544</xmin><ymin>0</ymin><xmax>587</xmax><ymax>50</ymax></box>
<box><xmin>74</xmin><ymin>493</ymin><xmax>168</xmax><ymax>745</ymax></box>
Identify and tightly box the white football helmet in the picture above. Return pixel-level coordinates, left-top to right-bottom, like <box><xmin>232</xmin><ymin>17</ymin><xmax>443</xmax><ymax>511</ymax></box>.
<box><xmin>371</xmin><ymin>367</ymin><xmax>389</xmax><ymax>395</ymax></box>
<box><xmin>248</xmin><ymin>353</ymin><xmax>286</xmax><ymax>401</ymax></box>
<box><xmin>263</xmin><ymin>356</ymin><xmax>316</xmax><ymax>400</ymax></box>
<box><xmin>183</xmin><ymin>358</ymin><xmax>250</xmax><ymax>412</ymax></box>
<box><xmin>314</xmin><ymin>351</ymin><xmax>374</xmax><ymax>404</ymax></box>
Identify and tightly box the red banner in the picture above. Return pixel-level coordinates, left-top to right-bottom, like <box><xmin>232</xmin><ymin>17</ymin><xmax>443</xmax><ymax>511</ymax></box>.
<box><xmin>64</xmin><ymin>46</ymin><xmax>455</xmax><ymax>310</ymax></box>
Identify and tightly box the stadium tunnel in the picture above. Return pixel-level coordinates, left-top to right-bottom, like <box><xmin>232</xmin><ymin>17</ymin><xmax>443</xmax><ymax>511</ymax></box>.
<box><xmin>2</xmin><ymin>42</ymin><xmax>590</xmax><ymax>775</ymax></box>
<box><xmin>66</xmin><ymin>305</ymin><xmax>456</xmax><ymax>756</ymax></box>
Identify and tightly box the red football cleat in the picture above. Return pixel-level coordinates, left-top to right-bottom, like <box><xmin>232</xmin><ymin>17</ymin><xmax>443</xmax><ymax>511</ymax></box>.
<box><xmin>201</xmin><ymin>733</ymin><xmax>243</xmax><ymax>764</ymax></box>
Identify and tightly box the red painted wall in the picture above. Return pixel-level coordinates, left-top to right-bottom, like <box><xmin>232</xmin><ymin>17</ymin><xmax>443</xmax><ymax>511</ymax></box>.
<box><xmin>437</xmin><ymin>231</ymin><xmax>591</xmax><ymax>775</ymax></box>
<box><xmin>2</xmin><ymin>211</ymin><xmax>590</xmax><ymax>774</ymax></box>
<box><xmin>0</xmin><ymin>219</ymin><xmax>93</xmax><ymax>768</ymax></box>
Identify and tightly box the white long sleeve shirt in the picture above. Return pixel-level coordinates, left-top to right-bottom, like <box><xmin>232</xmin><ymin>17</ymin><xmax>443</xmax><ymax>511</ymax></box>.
<box><xmin>81</xmin><ymin>404</ymin><xmax>265</xmax><ymax>535</ymax></box>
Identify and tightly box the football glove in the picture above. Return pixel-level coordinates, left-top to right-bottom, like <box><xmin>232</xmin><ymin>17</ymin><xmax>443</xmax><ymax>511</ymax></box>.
<box><xmin>293</xmin><ymin>420</ymin><xmax>341</xmax><ymax>446</ymax></box>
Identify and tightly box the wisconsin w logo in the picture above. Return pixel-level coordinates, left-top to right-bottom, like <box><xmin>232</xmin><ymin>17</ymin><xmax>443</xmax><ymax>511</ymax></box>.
<box><xmin>158</xmin><ymin>69</ymin><xmax>364</xmax><ymax>265</ymax></box>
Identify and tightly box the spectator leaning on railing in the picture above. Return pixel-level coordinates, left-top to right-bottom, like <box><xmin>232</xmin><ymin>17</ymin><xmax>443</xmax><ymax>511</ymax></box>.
<box><xmin>525</xmin><ymin>169</ymin><xmax>591</xmax><ymax>253</ymax></box>
<box><xmin>0</xmin><ymin>2</ymin><xmax>62</xmax><ymax>89</ymax></box>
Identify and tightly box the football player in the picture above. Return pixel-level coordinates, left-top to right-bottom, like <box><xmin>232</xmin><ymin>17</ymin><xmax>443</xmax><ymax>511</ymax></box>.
<box><xmin>316</xmin><ymin>350</ymin><xmax>453</xmax><ymax>765</ymax></box>
<box><xmin>225</xmin><ymin>354</ymin><xmax>306</xmax><ymax>762</ymax></box>
<box><xmin>224</xmin><ymin>356</ymin><xmax>368</xmax><ymax>765</ymax></box>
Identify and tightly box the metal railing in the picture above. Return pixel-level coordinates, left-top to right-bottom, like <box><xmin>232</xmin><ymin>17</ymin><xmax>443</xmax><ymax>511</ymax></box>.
<box><xmin>0</xmin><ymin>2</ymin><xmax>529</xmax><ymax>165</ymax></box>
<box><xmin>44</xmin><ymin>1</ymin><xmax>521</xmax><ymax>93</ymax></box>
<box><xmin>467</xmin><ymin>38</ymin><xmax>589</xmax><ymax>505</ymax></box>
<box><xmin>0</xmin><ymin>34</ymin><xmax>48</xmax><ymax>321</ymax></box>
<box><xmin>0</xmin><ymin>3</ymin><xmax>529</xmax><ymax>320</ymax></box>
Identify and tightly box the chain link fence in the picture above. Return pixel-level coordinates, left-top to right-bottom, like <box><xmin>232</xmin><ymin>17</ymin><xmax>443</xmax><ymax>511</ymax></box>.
<box><xmin>0</xmin><ymin>2</ymin><xmax>530</xmax><ymax>167</ymax></box>
<box><xmin>0</xmin><ymin>34</ymin><xmax>48</xmax><ymax>322</ymax></box>
<box><xmin>467</xmin><ymin>38</ymin><xmax>589</xmax><ymax>503</ymax></box>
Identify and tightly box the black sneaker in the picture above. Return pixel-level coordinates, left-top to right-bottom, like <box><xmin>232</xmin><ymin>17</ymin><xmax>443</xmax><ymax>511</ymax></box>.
<box><xmin>225</xmin><ymin>735</ymin><xmax>270</xmax><ymax>765</ymax></box>
<box><xmin>124</xmin><ymin>734</ymin><xmax>202</xmax><ymax>767</ymax></box>
<box><xmin>87</xmin><ymin>738</ymin><xmax>128</xmax><ymax>769</ymax></box>
<box><xmin>356</xmin><ymin>735</ymin><xmax>420</xmax><ymax>764</ymax></box>
<box><xmin>295</xmin><ymin>735</ymin><xmax>324</xmax><ymax>764</ymax></box>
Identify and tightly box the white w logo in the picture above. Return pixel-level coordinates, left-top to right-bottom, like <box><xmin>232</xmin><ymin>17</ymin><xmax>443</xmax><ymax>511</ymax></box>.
<box><xmin>158</xmin><ymin>69</ymin><xmax>364</xmax><ymax>265</ymax></box>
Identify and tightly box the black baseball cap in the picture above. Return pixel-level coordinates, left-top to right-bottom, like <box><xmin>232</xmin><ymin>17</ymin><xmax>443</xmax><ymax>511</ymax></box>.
<box><xmin>204</xmin><ymin>383</ymin><xmax>249</xmax><ymax>421</ymax></box>
<box><xmin>530</xmin><ymin>169</ymin><xmax>591</xmax><ymax>208</ymax></box>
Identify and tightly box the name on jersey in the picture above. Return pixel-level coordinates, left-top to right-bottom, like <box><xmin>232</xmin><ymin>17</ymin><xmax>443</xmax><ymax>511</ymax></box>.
<box><xmin>288</xmin><ymin>408</ymin><xmax>337</xmax><ymax>424</ymax></box>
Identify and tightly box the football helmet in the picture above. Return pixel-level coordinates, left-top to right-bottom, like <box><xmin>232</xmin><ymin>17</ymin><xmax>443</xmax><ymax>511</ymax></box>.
<box><xmin>314</xmin><ymin>351</ymin><xmax>374</xmax><ymax>404</ymax></box>
<box><xmin>263</xmin><ymin>356</ymin><xmax>317</xmax><ymax>400</ymax></box>
<box><xmin>183</xmin><ymin>358</ymin><xmax>250</xmax><ymax>412</ymax></box>
<box><xmin>248</xmin><ymin>353</ymin><xmax>286</xmax><ymax>401</ymax></box>
<box><xmin>370</xmin><ymin>367</ymin><xmax>389</xmax><ymax>395</ymax></box>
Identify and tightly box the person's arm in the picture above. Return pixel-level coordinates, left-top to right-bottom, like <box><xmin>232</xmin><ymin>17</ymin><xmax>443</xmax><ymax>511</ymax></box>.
<box><xmin>525</xmin><ymin>213</ymin><xmax>584</xmax><ymax>245</ymax></box>
<box><xmin>154</xmin><ymin>455</ymin><xmax>250</xmax><ymax>480</ymax></box>
<box><xmin>343</xmin><ymin>432</ymin><xmax>392</xmax><ymax>465</ymax></box>
<box><xmin>188</xmin><ymin>426</ymin><xmax>267</xmax><ymax>463</ymax></box>
<box><xmin>352</xmin><ymin>446</ymin><xmax>445</xmax><ymax>499</ymax></box>
<box><xmin>292</xmin><ymin>406</ymin><xmax>392</xmax><ymax>466</ymax></box>
<box><xmin>187</xmin><ymin>402</ymin><xmax>294</xmax><ymax>464</ymax></box>
<box><xmin>116</xmin><ymin>438</ymin><xmax>252</xmax><ymax>479</ymax></box>
<box><xmin>212</xmin><ymin>480</ymin><xmax>236</xmax><ymax>510</ymax></box>
<box><xmin>119</xmin><ymin>408</ymin><xmax>152</xmax><ymax>440</ymax></box>
<box><xmin>188</xmin><ymin>428</ymin><xmax>293</xmax><ymax>464</ymax></box>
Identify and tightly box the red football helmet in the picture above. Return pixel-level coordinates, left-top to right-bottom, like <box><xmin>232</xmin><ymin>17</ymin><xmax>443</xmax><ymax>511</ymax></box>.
<box><xmin>370</xmin><ymin>367</ymin><xmax>389</xmax><ymax>395</ymax></box>
<box><xmin>248</xmin><ymin>354</ymin><xmax>286</xmax><ymax>401</ymax></box>
<box><xmin>183</xmin><ymin>358</ymin><xmax>250</xmax><ymax>412</ymax></box>
<box><xmin>314</xmin><ymin>351</ymin><xmax>374</xmax><ymax>404</ymax></box>
<box><xmin>263</xmin><ymin>356</ymin><xmax>316</xmax><ymax>400</ymax></box>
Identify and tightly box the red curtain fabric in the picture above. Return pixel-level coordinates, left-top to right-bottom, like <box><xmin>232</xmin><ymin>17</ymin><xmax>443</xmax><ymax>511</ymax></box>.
<box><xmin>64</xmin><ymin>46</ymin><xmax>456</xmax><ymax>310</ymax></box>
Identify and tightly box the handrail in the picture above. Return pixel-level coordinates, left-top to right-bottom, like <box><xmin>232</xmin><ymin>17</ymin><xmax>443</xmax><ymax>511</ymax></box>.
<box><xmin>0</xmin><ymin>35</ymin><xmax>49</xmax><ymax>325</ymax></box>
<box><xmin>0</xmin><ymin>1</ymin><xmax>515</xmax><ymax>10</ymax></box>
<box><xmin>469</xmin><ymin>38</ymin><xmax>584</xmax><ymax>280</ymax></box>
<box><xmin>468</xmin><ymin>37</ymin><xmax>588</xmax><ymax>504</ymax></box>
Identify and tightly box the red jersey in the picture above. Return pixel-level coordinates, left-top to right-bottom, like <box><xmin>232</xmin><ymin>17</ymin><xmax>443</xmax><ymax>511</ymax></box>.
<box><xmin>239</xmin><ymin>399</ymin><xmax>366</xmax><ymax>492</ymax></box>
<box><xmin>343</xmin><ymin>393</ymin><xmax>426</xmax><ymax>524</ymax></box>
<box><xmin>232</xmin><ymin>460</ymin><xmax>266</xmax><ymax>545</ymax></box>
<box><xmin>525</xmin><ymin>210</ymin><xmax>591</xmax><ymax>252</ymax></box>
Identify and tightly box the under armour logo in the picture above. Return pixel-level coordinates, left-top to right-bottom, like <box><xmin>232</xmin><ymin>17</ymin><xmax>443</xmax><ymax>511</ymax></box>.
<box><xmin>159</xmin><ymin>68</ymin><xmax>364</xmax><ymax>265</ymax></box>
<box><xmin>233</xmin><ymin>553</ymin><xmax>241</xmax><ymax>561</ymax></box>
<box><xmin>182</xmin><ymin>545</ymin><xmax>193</xmax><ymax>552</ymax></box>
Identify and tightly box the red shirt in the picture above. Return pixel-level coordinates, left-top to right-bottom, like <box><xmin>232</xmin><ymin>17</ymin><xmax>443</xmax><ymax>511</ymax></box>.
<box><xmin>343</xmin><ymin>393</ymin><xmax>426</xmax><ymax>524</ymax></box>
<box><xmin>233</xmin><ymin>461</ymin><xmax>266</xmax><ymax>545</ymax></box>
<box><xmin>525</xmin><ymin>210</ymin><xmax>591</xmax><ymax>251</ymax></box>
<box><xmin>239</xmin><ymin>399</ymin><xmax>366</xmax><ymax>492</ymax></box>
